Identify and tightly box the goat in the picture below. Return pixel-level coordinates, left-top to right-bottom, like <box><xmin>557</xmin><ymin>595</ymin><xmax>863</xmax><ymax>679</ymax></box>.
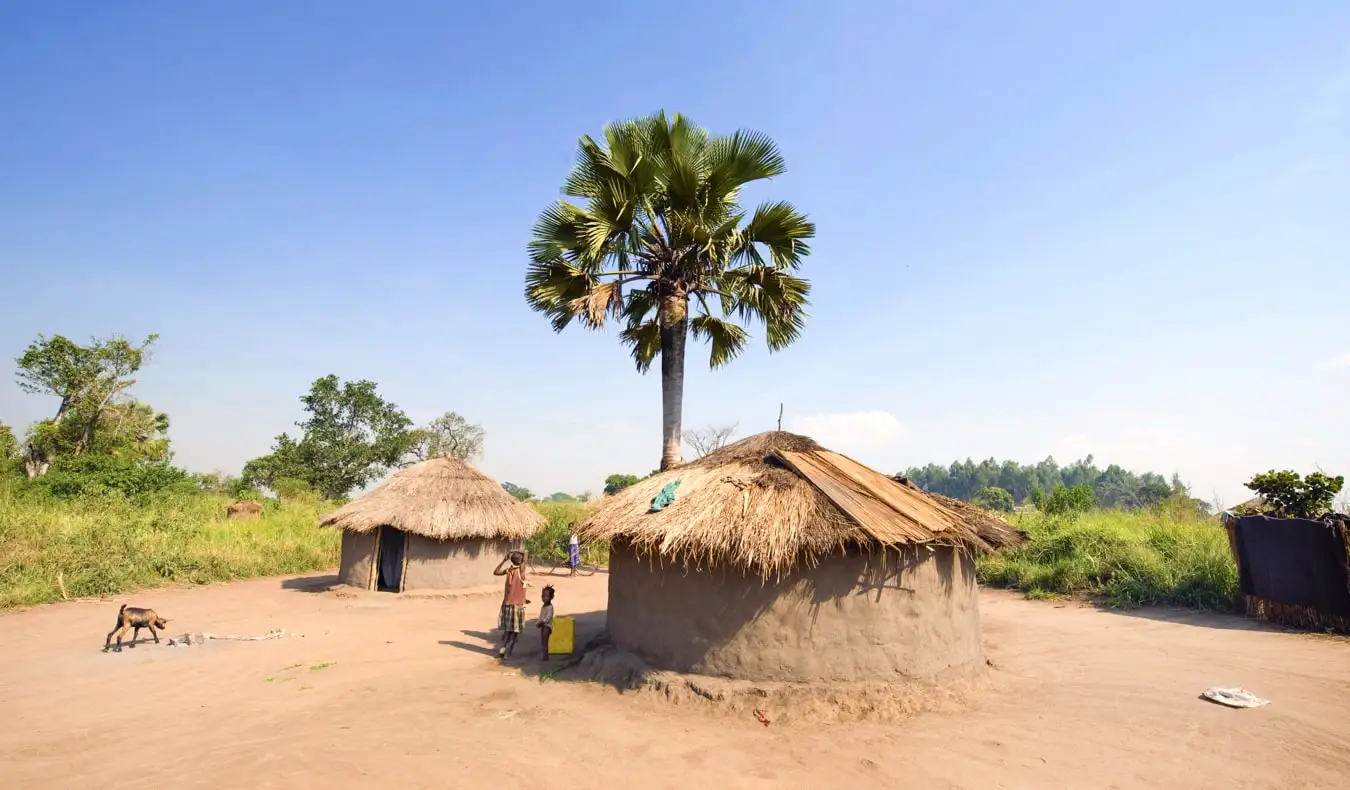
<box><xmin>104</xmin><ymin>604</ymin><xmax>170</xmax><ymax>652</ymax></box>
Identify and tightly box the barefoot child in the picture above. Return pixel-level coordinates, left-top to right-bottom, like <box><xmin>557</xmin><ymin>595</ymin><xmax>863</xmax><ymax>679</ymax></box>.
<box><xmin>537</xmin><ymin>585</ymin><xmax>555</xmax><ymax>662</ymax></box>
<box><xmin>493</xmin><ymin>551</ymin><xmax>528</xmax><ymax>659</ymax></box>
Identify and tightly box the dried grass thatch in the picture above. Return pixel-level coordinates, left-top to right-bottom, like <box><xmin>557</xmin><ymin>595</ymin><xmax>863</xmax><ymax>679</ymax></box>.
<box><xmin>578</xmin><ymin>431</ymin><xmax>1026</xmax><ymax>577</ymax></box>
<box><xmin>320</xmin><ymin>457</ymin><xmax>544</xmax><ymax>541</ymax></box>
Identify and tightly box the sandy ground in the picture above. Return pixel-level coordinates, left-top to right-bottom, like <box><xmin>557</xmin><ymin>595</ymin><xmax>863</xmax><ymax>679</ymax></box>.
<box><xmin>2</xmin><ymin>574</ymin><xmax>1348</xmax><ymax>790</ymax></box>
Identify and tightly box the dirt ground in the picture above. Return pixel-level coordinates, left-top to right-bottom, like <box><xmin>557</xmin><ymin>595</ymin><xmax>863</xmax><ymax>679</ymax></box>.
<box><xmin>2</xmin><ymin>573</ymin><xmax>1348</xmax><ymax>790</ymax></box>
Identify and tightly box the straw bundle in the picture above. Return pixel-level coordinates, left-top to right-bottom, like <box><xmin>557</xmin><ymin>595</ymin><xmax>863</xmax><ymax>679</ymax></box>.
<box><xmin>320</xmin><ymin>457</ymin><xmax>544</xmax><ymax>541</ymax></box>
<box><xmin>578</xmin><ymin>432</ymin><xmax>1025</xmax><ymax>577</ymax></box>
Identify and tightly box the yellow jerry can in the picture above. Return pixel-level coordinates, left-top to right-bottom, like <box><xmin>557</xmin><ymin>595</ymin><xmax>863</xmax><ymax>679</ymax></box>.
<box><xmin>548</xmin><ymin>615</ymin><xmax>574</xmax><ymax>655</ymax></box>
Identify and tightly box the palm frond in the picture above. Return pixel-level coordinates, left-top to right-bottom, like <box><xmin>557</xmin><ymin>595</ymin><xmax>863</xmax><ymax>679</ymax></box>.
<box><xmin>705</xmin><ymin>130</ymin><xmax>786</xmax><ymax>201</ymax></box>
<box><xmin>732</xmin><ymin>200</ymin><xmax>815</xmax><ymax>269</ymax></box>
<box><xmin>566</xmin><ymin>280</ymin><xmax>625</xmax><ymax>329</ymax></box>
<box><xmin>524</xmin><ymin>259</ymin><xmax>592</xmax><ymax>332</ymax></box>
<box><xmin>690</xmin><ymin>314</ymin><xmax>750</xmax><ymax>368</ymax></box>
<box><xmin>619</xmin><ymin>319</ymin><xmax>661</xmax><ymax>372</ymax></box>
<box><xmin>717</xmin><ymin>266</ymin><xmax>811</xmax><ymax>351</ymax></box>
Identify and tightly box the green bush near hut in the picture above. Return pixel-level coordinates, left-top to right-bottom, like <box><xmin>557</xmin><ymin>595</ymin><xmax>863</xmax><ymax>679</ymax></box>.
<box><xmin>977</xmin><ymin>508</ymin><xmax>1238</xmax><ymax>610</ymax></box>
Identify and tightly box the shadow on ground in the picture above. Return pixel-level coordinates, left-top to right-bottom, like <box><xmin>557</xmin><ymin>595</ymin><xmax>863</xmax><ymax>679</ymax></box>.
<box><xmin>280</xmin><ymin>575</ymin><xmax>340</xmax><ymax>593</ymax></box>
<box><xmin>1088</xmin><ymin>601</ymin><xmax>1296</xmax><ymax>633</ymax></box>
<box><xmin>440</xmin><ymin>611</ymin><xmax>616</xmax><ymax>679</ymax></box>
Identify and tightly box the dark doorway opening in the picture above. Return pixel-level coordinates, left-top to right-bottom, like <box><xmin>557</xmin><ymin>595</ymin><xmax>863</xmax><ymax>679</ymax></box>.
<box><xmin>377</xmin><ymin>526</ymin><xmax>406</xmax><ymax>592</ymax></box>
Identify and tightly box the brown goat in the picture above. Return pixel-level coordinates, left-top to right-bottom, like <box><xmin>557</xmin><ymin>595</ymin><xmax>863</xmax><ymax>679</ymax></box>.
<box><xmin>104</xmin><ymin>604</ymin><xmax>170</xmax><ymax>652</ymax></box>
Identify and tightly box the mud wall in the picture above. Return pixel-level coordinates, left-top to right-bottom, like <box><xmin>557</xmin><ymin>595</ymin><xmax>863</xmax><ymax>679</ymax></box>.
<box><xmin>403</xmin><ymin>536</ymin><xmax>517</xmax><ymax>591</ymax></box>
<box><xmin>338</xmin><ymin>530</ymin><xmax>377</xmax><ymax>589</ymax></box>
<box><xmin>606</xmin><ymin>541</ymin><xmax>983</xmax><ymax>682</ymax></box>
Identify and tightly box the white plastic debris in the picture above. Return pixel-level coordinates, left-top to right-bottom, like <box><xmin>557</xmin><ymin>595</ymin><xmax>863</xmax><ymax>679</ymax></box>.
<box><xmin>166</xmin><ymin>629</ymin><xmax>300</xmax><ymax>647</ymax></box>
<box><xmin>1201</xmin><ymin>687</ymin><xmax>1270</xmax><ymax>708</ymax></box>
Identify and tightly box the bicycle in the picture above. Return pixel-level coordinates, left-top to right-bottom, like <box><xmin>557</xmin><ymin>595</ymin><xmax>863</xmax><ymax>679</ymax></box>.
<box><xmin>527</xmin><ymin>543</ymin><xmax>599</xmax><ymax>577</ymax></box>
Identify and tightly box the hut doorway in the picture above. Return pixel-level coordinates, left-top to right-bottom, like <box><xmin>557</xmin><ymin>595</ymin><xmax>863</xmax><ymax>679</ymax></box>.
<box><xmin>376</xmin><ymin>526</ymin><xmax>406</xmax><ymax>592</ymax></box>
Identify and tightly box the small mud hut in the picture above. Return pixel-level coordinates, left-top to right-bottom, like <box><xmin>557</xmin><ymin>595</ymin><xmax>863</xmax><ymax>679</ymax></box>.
<box><xmin>321</xmin><ymin>457</ymin><xmax>544</xmax><ymax>593</ymax></box>
<box><xmin>579</xmin><ymin>432</ymin><xmax>1025</xmax><ymax>683</ymax></box>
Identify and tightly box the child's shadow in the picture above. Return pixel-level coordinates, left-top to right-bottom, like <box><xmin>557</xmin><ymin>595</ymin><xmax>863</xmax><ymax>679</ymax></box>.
<box><xmin>439</xmin><ymin>629</ymin><xmax>505</xmax><ymax>658</ymax></box>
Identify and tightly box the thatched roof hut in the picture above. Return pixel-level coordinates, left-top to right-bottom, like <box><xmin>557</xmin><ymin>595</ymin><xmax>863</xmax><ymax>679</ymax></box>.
<box><xmin>322</xmin><ymin>457</ymin><xmax>544</xmax><ymax>593</ymax></box>
<box><xmin>579</xmin><ymin>431</ymin><xmax>1024</xmax><ymax>683</ymax></box>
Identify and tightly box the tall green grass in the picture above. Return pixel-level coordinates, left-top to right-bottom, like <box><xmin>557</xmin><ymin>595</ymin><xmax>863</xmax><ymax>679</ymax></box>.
<box><xmin>977</xmin><ymin>509</ymin><xmax>1239</xmax><ymax>609</ymax></box>
<box><xmin>0</xmin><ymin>483</ymin><xmax>614</xmax><ymax>609</ymax></box>
<box><xmin>0</xmin><ymin>482</ymin><xmax>338</xmax><ymax>609</ymax></box>
<box><xmin>526</xmin><ymin>500</ymin><xmax>608</xmax><ymax>566</ymax></box>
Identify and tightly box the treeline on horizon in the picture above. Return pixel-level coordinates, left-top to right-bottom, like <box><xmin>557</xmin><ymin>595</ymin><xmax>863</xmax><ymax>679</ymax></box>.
<box><xmin>901</xmin><ymin>455</ymin><xmax>1211</xmax><ymax>513</ymax></box>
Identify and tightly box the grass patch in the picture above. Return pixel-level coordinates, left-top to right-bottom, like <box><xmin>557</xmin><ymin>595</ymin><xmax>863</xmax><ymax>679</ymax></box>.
<box><xmin>309</xmin><ymin>661</ymin><xmax>335</xmax><ymax>671</ymax></box>
<box><xmin>977</xmin><ymin>509</ymin><xmax>1239</xmax><ymax>610</ymax></box>
<box><xmin>527</xmin><ymin>501</ymin><xmax>608</xmax><ymax>566</ymax></box>
<box><xmin>0</xmin><ymin>482</ymin><xmax>339</xmax><ymax>609</ymax></box>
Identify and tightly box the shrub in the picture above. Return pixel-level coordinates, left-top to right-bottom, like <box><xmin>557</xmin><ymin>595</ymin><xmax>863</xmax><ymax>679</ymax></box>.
<box><xmin>1029</xmin><ymin>483</ymin><xmax>1096</xmax><ymax>517</ymax></box>
<box><xmin>526</xmin><ymin>501</ymin><xmax>607</xmax><ymax>566</ymax></box>
<box><xmin>977</xmin><ymin>509</ymin><xmax>1238</xmax><ymax>610</ymax></box>
<box><xmin>1244</xmin><ymin>470</ymin><xmax>1344</xmax><ymax>519</ymax></box>
<box><xmin>26</xmin><ymin>455</ymin><xmax>190</xmax><ymax>500</ymax></box>
<box><xmin>974</xmin><ymin>486</ymin><xmax>1014</xmax><ymax>512</ymax></box>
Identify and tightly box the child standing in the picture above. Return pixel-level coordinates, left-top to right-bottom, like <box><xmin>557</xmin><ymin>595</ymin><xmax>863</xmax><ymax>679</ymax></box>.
<box><xmin>493</xmin><ymin>551</ymin><xmax>528</xmax><ymax>659</ymax></box>
<box><xmin>537</xmin><ymin>585</ymin><xmax>555</xmax><ymax>662</ymax></box>
<box><xmin>567</xmin><ymin>523</ymin><xmax>581</xmax><ymax>577</ymax></box>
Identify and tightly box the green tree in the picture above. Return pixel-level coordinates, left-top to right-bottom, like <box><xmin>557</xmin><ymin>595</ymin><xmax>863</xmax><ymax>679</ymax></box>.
<box><xmin>86</xmin><ymin>400</ymin><xmax>172</xmax><ymax>462</ymax></box>
<box><xmin>1030</xmin><ymin>483</ymin><xmax>1096</xmax><ymax>517</ymax></box>
<box><xmin>974</xmin><ymin>486</ymin><xmax>1014</xmax><ymax>513</ymax></box>
<box><xmin>603</xmin><ymin>473</ymin><xmax>641</xmax><ymax>496</ymax></box>
<box><xmin>525</xmin><ymin>112</ymin><xmax>815</xmax><ymax>471</ymax></box>
<box><xmin>0</xmin><ymin>420</ymin><xmax>18</xmax><ymax>464</ymax></box>
<box><xmin>501</xmin><ymin>481</ymin><xmax>533</xmax><ymax>501</ymax></box>
<box><xmin>1245</xmin><ymin>470</ymin><xmax>1344</xmax><ymax>519</ymax></box>
<box><xmin>13</xmin><ymin>333</ymin><xmax>158</xmax><ymax>476</ymax></box>
<box><xmin>405</xmin><ymin>411</ymin><xmax>485</xmax><ymax>463</ymax></box>
<box><xmin>243</xmin><ymin>376</ymin><xmax>414</xmax><ymax>500</ymax></box>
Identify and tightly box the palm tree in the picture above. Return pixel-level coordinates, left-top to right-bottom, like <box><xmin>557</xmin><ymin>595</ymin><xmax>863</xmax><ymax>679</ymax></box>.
<box><xmin>525</xmin><ymin>112</ymin><xmax>815</xmax><ymax>471</ymax></box>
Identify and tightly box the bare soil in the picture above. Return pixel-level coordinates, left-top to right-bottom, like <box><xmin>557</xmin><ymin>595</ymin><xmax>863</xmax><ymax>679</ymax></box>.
<box><xmin>2</xmin><ymin>573</ymin><xmax>1348</xmax><ymax>789</ymax></box>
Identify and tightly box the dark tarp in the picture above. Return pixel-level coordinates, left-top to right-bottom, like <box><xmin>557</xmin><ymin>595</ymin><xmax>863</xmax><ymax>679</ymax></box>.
<box><xmin>1231</xmin><ymin>515</ymin><xmax>1350</xmax><ymax>616</ymax></box>
<box><xmin>377</xmin><ymin>526</ymin><xmax>406</xmax><ymax>592</ymax></box>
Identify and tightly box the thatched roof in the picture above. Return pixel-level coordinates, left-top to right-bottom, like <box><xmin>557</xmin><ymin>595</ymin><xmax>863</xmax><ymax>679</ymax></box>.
<box><xmin>320</xmin><ymin>457</ymin><xmax>544</xmax><ymax>541</ymax></box>
<box><xmin>892</xmin><ymin>477</ymin><xmax>1029</xmax><ymax>548</ymax></box>
<box><xmin>578</xmin><ymin>431</ymin><xmax>1026</xmax><ymax>577</ymax></box>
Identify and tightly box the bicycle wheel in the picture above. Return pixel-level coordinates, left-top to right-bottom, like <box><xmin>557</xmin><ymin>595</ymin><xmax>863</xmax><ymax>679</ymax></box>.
<box><xmin>575</xmin><ymin>562</ymin><xmax>598</xmax><ymax>577</ymax></box>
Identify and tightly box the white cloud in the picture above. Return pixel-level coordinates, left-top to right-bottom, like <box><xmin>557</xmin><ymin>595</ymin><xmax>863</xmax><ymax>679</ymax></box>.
<box><xmin>788</xmin><ymin>410</ymin><xmax>906</xmax><ymax>451</ymax></box>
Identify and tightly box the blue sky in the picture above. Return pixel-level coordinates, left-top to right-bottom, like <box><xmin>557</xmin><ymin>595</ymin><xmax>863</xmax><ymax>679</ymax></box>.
<box><xmin>2</xmin><ymin>2</ymin><xmax>1347</xmax><ymax>507</ymax></box>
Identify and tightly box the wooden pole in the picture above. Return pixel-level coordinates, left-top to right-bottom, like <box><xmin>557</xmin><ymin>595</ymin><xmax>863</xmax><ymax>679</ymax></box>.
<box><xmin>777</xmin><ymin>403</ymin><xmax>784</xmax><ymax>431</ymax></box>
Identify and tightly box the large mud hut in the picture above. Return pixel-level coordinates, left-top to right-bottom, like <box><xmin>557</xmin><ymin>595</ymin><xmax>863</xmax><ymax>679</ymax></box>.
<box><xmin>579</xmin><ymin>432</ymin><xmax>1025</xmax><ymax>683</ymax></box>
<box><xmin>321</xmin><ymin>457</ymin><xmax>544</xmax><ymax>593</ymax></box>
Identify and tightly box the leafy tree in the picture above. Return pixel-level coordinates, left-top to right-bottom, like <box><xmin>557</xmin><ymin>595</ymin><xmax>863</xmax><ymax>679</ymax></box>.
<box><xmin>0</xmin><ymin>420</ymin><xmax>17</xmax><ymax>463</ymax></box>
<box><xmin>525</xmin><ymin>112</ymin><xmax>815</xmax><ymax>471</ymax></box>
<box><xmin>904</xmin><ymin>454</ymin><xmax>1194</xmax><ymax>512</ymax></box>
<box><xmin>501</xmin><ymin>481</ymin><xmax>533</xmax><ymax>501</ymax></box>
<box><xmin>603</xmin><ymin>473</ymin><xmax>641</xmax><ymax>496</ymax></box>
<box><xmin>272</xmin><ymin>477</ymin><xmax>315</xmax><ymax>502</ymax></box>
<box><xmin>544</xmin><ymin>492</ymin><xmax>581</xmax><ymax>502</ymax></box>
<box><xmin>1245</xmin><ymin>470</ymin><xmax>1344</xmax><ymax>519</ymax></box>
<box><xmin>86</xmin><ymin>400</ymin><xmax>172</xmax><ymax>462</ymax></box>
<box><xmin>684</xmin><ymin>423</ymin><xmax>737</xmax><ymax>458</ymax></box>
<box><xmin>243</xmin><ymin>376</ymin><xmax>414</xmax><ymax>499</ymax></box>
<box><xmin>1030</xmin><ymin>483</ymin><xmax>1096</xmax><ymax>517</ymax></box>
<box><xmin>13</xmin><ymin>333</ymin><xmax>158</xmax><ymax>476</ymax></box>
<box><xmin>973</xmin><ymin>486</ymin><xmax>1014</xmax><ymax>513</ymax></box>
<box><xmin>405</xmin><ymin>411</ymin><xmax>485</xmax><ymax>463</ymax></box>
<box><xmin>31</xmin><ymin>454</ymin><xmax>189</xmax><ymax>500</ymax></box>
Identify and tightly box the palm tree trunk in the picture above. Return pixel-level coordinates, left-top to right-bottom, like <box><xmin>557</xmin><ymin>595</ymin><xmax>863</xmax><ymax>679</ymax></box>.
<box><xmin>658</xmin><ymin>294</ymin><xmax>688</xmax><ymax>471</ymax></box>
